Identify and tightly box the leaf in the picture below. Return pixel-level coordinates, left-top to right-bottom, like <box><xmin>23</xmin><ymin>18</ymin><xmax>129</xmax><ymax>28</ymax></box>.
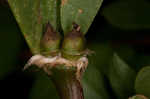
<box><xmin>81</xmin><ymin>42</ymin><xmax>113</xmax><ymax>99</ymax></box>
<box><xmin>102</xmin><ymin>0</ymin><xmax>150</xmax><ymax>29</ymax></box>
<box><xmin>61</xmin><ymin>0</ymin><xmax>103</xmax><ymax>35</ymax></box>
<box><xmin>88</xmin><ymin>42</ymin><xmax>113</xmax><ymax>74</ymax></box>
<box><xmin>108</xmin><ymin>53</ymin><xmax>136</xmax><ymax>99</ymax></box>
<box><xmin>135</xmin><ymin>66</ymin><xmax>150</xmax><ymax>98</ymax></box>
<box><xmin>113</xmin><ymin>45</ymin><xmax>135</xmax><ymax>63</ymax></box>
<box><xmin>82</xmin><ymin>65</ymin><xmax>110</xmax><ymax>99</ymax></box>
<box><xmin>28</xmin><ymin>72</ymin><xmax>59</xmax><ymax>99</ymax></box>
<box><xmin>8</xmin><ymin>0</ymin><xmax>58</xmax><ymax>54</ymax></box>
<box><xmin>0</xmin><ymin>6</ymin><xmax>23</xmax><ymax>79</ymax></box>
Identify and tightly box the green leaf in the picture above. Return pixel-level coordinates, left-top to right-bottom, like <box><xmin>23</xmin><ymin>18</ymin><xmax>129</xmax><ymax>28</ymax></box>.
<box><xmin>108</xmin><ymin>53</ymin><xmax>136</xmax><ymax>99</ymax></box>
<box><xmin>28</xmin><ymin>72</ymin><xmax>59</xmax><ymax>99</ymax></box>
<box><xmin>102</xmin><ymin>0</ymin><xmax>150</xmax><ymax>29</ymax></box>
<box><xmin>112</xmin><ymin>45</ymin><xmax>135</xmax><ymax>63</ymax></box>
<box><xmin>81</xmin><ymin>42</ymin><xmax>113</xmax><ymax>99</ymax></box>
<box><xmin>135</xmin><ymin>66</ymin><xmax>150</xmax><ymax>98</ymax></box>
<box><xmin>61</xmin><ymin>0</ymin><xmax>103</xmax><ymax>35</ymax></box>
<box><xmin>88</xmin><ymin>42</ymin><xmax>113</xmax><ymax>74</ymax></box>
<box><xmin>0</xmin><ymin>6</ymin><xmax>23</xmax><ymax>79</ymax></box>
<box><xmin>8</xmin><ymin>0</ymin><xmax>58</xmax><ymax>54</ymax></box>
<box><xmin>82</xmin><ymin>65</ymin><xmax>110</xmax><ymax>99</ymax></box>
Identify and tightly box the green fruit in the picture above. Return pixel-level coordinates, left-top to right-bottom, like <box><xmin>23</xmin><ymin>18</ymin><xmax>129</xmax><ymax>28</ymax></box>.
<box><xmin>62</xmin><ymin>23</ymin><xmax>86</xmax><ymax>60</ymax></box>
<box><xmin>40</xmin><ymin>22</ymin><xmax>61</xmax><ymax>56</ymax></box>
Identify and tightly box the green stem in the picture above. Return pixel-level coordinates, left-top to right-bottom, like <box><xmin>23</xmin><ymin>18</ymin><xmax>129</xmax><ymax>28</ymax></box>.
<box><xmin>50</xmin><ymin>66</ymin><xmax>84</xmax><ymax>99</ymax></box>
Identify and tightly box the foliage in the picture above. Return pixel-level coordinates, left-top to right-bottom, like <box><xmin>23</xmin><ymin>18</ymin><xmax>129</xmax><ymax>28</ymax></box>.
<box><xmin>61</xmin><ymin>0</ymin><xmax>103</xmax><ymax>34</ymax></box>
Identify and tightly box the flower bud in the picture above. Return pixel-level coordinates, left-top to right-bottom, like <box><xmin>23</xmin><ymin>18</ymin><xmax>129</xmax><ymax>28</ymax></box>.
<box><xmin>40</xmin><ymin>22</ymin><xmax>61</xmax><ymax>56</ymax></box>
<box><xmin>62</xmin><ymin>23</ymin><xmax>86</xmax><ymax>60</ymax></box>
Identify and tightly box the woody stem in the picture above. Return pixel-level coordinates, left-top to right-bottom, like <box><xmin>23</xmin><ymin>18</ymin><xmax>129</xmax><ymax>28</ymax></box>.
<box><xmin>50</xmin><ymin>66</ymin><xmax>84</xmax><ymax>99</ymax></box>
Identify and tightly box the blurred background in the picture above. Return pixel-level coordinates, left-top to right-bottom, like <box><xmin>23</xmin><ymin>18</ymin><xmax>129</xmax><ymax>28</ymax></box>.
<box><xmin>0</xmin><ymin>0</ymin><xmax>150</xmax><ymax>99</ymax></box>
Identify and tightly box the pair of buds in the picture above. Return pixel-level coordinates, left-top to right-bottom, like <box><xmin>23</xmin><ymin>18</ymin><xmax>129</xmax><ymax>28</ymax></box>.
<box><xmin>40</xmin><ymin>22</ymin><xmax>86</xmax><ymax>59</ymax></box>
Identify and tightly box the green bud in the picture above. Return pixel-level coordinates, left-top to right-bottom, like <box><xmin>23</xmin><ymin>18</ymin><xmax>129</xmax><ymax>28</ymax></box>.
<box><xmin>62</xmin><ymin>23</ymin><xmax>86</xmax><ymax>60</ymax></box>
<box><xmin>40</xmin><ymin>22</ymin><xmax>61</xmax><ymax>56</ymax></box>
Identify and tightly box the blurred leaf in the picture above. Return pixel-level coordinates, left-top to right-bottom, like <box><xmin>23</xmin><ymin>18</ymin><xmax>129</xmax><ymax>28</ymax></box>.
<box><xmin>82</xmin><ymin>64</ymin><xmax>110</xmax><ymax>99</ymax></box>
<box><xmin>135</xmin><ymin>66</ymin><xmax>150</xmax><ymax>98</ymax></box>
<box><xmin>0</xmin><ymin>6</ymin><xmax>22</xmax><ymax>79</ymax></box>
<box><xmin>88</xmin><ymin>42</ymin><xmax>113</xmax><ymax>74</ymax></box>
<box><xmin>8</xmin><ymin>0</ymin><xmax>58</xmax><ymax>54</ymax></box>
<box><xmin>112</xmin><ymin>44</ymin><xmax>150</xmax><ymax>71</ymax></box>
<box><xmin>81</xmin><ymin>42</ymin><xmax>113</xmax><ymax>99</ymax></box>
<box><xmin>28</xmin><ymin>72</ymin><xmax>59</xmax><ymax>99</ymax></box>
<box><xmin>102</xmin><ymin>0</ymin><xmax>150</xmax><ymax>29</ymax></box>
<box><xmin>112</xmin><ymin>45</ymin><xmax>135</xmax><ymax>63</ymax></box>
<box><xmin>61</xmin><ymin>0</ymin><xmax>103</xmax><ymax>35</ymax></box>
<box><xmin>108</xmin><ymin>53</ymin><xmax>136</xmax><ymax>99</ymax></box>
